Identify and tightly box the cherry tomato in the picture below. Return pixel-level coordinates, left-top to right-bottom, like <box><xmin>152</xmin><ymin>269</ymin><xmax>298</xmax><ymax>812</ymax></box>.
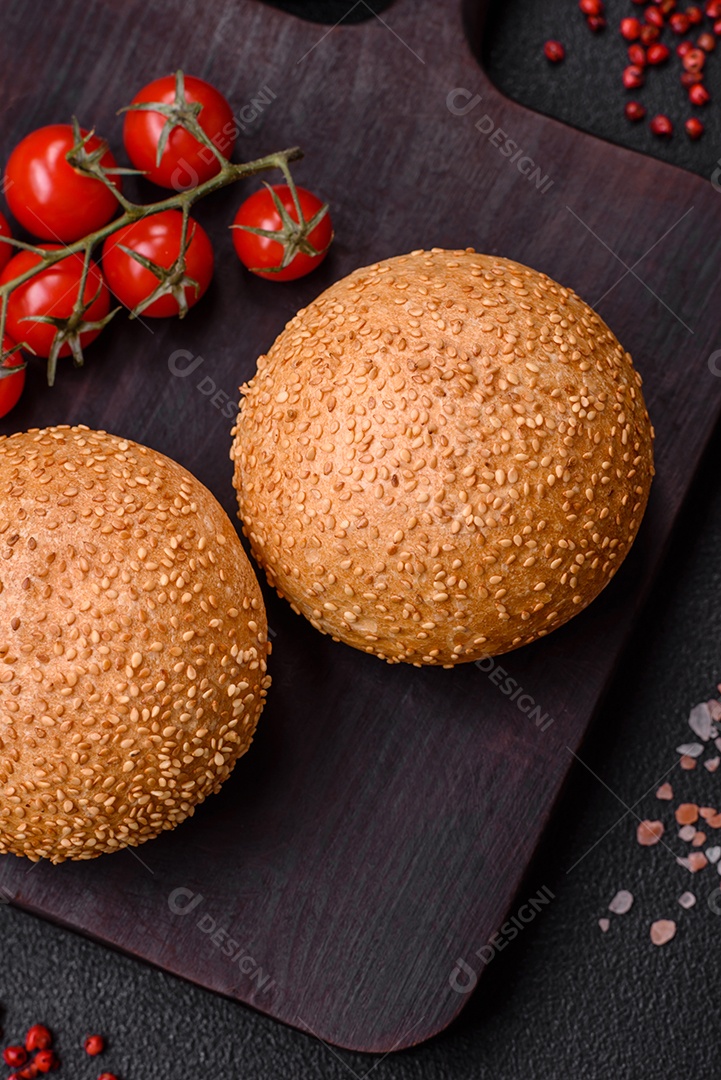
<box><xmin>123</xmin><ymin>73</ymin><xmax>235</xmax><ymax>189</ymax></box>
<box><xmin>0</xmin><ymin>336</ymin><xmax>25</xmax><ymax>420</ymax></box>
<box><xmin>5</xmin><ymin>124</ymin><xmax>121</xmax><ymax>242</ymax></box>
<box><xmin>231</xmin><ymin>184</ymin><xmax>333</xmax><ymax>281</ymax></box>
<box><xmin>101</xmin><ymin>209</ymin><xmax>213</xmax><ymax>317</ymax></box>
<box><xmin>0</xmin><ymin>212</ymin><xmax>13</xmax><ymax>275</ymax></box>
<box><xmin>0</xmin><ymin>246</ymin><xmax>110</xmax><ymax>358</ymax></box>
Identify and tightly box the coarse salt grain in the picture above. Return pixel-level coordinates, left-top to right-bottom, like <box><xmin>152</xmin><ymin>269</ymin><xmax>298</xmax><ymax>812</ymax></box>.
<box><xmin>656</xmin><ymin>783</ymin><xmax>673</xmax><ymax>800</ymax></box>
<box><xmin>689</xmin><ymin>702</ymin><xmax>713</xmax><ymax>741</ymax></box>
<box><xmin>676</xmin><ymin>742</ymin><xmax>704</xmax><ymax>757</ymax></box>
<box><xmin>679</xmin><ymin>824</ymin><xmax>696</xmax><ymax>841</ymax></box>
<box><xmin>678</xmin><ymin>892</ymin><xmax>696</xmax><ymax>909</ymax></box>
<box><xmin>707</xmin><ymin>846</ymin><xmax>721</xmax><ymax>863</ymax></box>
<box><xmin>650</xmin><ymin>919</ymin><xmax>676</xmax><ymax>946</ymax></box>
<box><xmin>705</xmin><ymin>757</ymin><xmax>720</xmax><ymax>772</ymax></box>
<box><xmin>675</xmin><ymin>803</ymin><xmax>699</xmax><ymax>825</ymax></box>
<box><xmin>609</xmin><ymin>889</ymin><xmax>634</xmax><ymax>914</ymax></box>
<box><xmin>637</xmin><ymin>819</ymin><xmax>664</xmax><ymax>846</ymax></box>
<box><xmin>708</xmin><ymin>700</ymin><xmax>721</xmax><ymax>723</ymax></box>
<box><xmin>679</xmin><ymin>755</ymin><xmax>697</xmax><ymax>770</ymax></box>
<box><xmin>677</xmin><ymin>852</ymin><xmax>708</xmax><ymax>873</ymax></box>
<box><xmin>599</xmin><ymin>917</ymin><xmax>610</xmax><ymax>932</ymax></box>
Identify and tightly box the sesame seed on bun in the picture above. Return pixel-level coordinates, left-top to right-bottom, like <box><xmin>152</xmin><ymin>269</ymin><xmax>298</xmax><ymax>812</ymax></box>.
<box><xmin>231</xmin><ymin>248</ymin><xmax>654</xmax><ymax>666</ymax></box>
<box><xmin>0</xmin><ymin>426</ymin><xmax>270</xmax><ymax>862</ymax></box>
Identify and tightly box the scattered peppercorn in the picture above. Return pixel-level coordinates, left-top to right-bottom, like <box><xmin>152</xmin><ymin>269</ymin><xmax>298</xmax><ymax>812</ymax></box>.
<box><xmin>640</xmin><ymin>22</ymin><xmax>661</xmax><ymax>42</ymax></box>
<box><xmin>621</xmin><ymin>16</ymin><xmax>643</xmax><ymax>38</ymax></box>
<box><xmin>670</xmin><ymin>10</ymin><xmax>691</xmax><ymax>30</ymax></box>
<box><xmin>97</xmin><ymin>1074</ymin><xmax>118</xmax><ymax>1080</ymax></box>
<box><xmin>625</xmin><ymin>100</ymin><xmax>647</xmax><ymax>119</ymax></box>
<box><xmin>698</xmin><ymin>29</ymin><xmax>717</xmax><ymax>46</ymax></box>
<box><xmin>647</xmin><ymin>41</ymin><xmax>671</xmax><ymax>61</ymax></box>
<box><xmin>544</xmin><ymin>39</ymin><xmax>565</xmax><ymax>62</ymax></box>
<box><xmin>24</xmin><ymin>1028</ymin><xmax>52</xmax><ymax>1055</ymax></box>
<box><xmin>628</xmin><ymin>42</ymin><xmax>647</xmax><ymax>63</ymax></box>
<box><xmin>623</xmin><ymin>63</ymin><xmax>646</xmax><ymax>86</ymax></box>
<box><xmin>682</xmin><ymin>45</ymin><xmax>707</xmax><ymax>69</ymax></box>
<box><xmin>84</xmin><ymin>1035</ymin><xmax>105</xmax><ymax>1057</ymax></box>
<box><xmin>588</xmin><ymin>14</ymin><xmax>607</xmax><ymax>30</ymax></box>
<box><xmin>689</xmin><ymin>80</ymin><xmax>711</xmax><ymax>101</ymax></box>
<box><xmin>645</xmin><ymin>5</ymin><xmax>665</xmax><ymax>27</ymax></box>
<box><xmin>33</xmin><ymin>1050</ymin><xmax>58</xmax><ymax>1074</ymax></box>
<box><xmin>3</xmin><ymin>1047</ymin><xmax>28</xmax><ymax>1068</ymax></box>
<box><xmin>16</xmin><ymin>1065</ymin><xmax>38</xmax><ymax>1080</ymax></box>
<box><xmin>650</xmin><ymin>113</ymin><xmax>674</xmax><ymax>134</ymax></box>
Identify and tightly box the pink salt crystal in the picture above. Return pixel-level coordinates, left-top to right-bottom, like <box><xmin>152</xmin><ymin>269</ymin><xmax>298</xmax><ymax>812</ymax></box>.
<box><xmin>678</xmin><ymin>892</ymin><xmax>696</xmax><ymax>908</ymax></box>
<box><xmin>679</xmin><ymin>824</ymin><xmax>696</xmax><ymax>841</ymax></box>
<box><xmin>599</xmin><ymin>917</ymin><xmax>610</xmax><ymax>932</ymax></box>
<box><xmin>708</xmin><ymin>700</ymin><xmax>721</xmax><ymax>722</ymax></box>
<box><xmin>637</xmin><ymin>819</ymin><xmax>664</xmax><ymax>846</ymax></box>
<box><xmin>705</xmin><ymin>757</ymin><xmax>720</xmax><ymax>772</ymax></box>
<box><xmin>608</xmin><ymin>889</ymin><xmax>634</xmax><ymax>914</ymax></box>
<box><xmin>650</xmin><ymin>919</ymin><xmax>676</xmax><ymax>946</ymax></box>
<box><xmin>678</xmin><ymin>852</ymin><xmax>708</xmax><ymax>873</ymax></box>
<box><xmin>688</xmin><ymin>702</ymin><xmax>713</xmax><ymax>741</ymax></box>
<box><xmin>656</xmin><ymin>783</ymin><xmax>673</xmax><ymax>800</ymax></box>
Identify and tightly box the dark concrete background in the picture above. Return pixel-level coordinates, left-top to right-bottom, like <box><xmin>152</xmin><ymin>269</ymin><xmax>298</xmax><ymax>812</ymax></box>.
<box><xmin>2</xmin><ymin>2</ymin><xmax>721</xmax><ymax>1077</ymax></box>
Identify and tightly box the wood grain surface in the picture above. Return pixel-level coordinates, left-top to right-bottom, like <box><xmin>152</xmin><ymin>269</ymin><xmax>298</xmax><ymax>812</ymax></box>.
<box><xmin>0</xmin><ymin>0</ymin><xmax>719</xmax><ymax>1053</ymax></box>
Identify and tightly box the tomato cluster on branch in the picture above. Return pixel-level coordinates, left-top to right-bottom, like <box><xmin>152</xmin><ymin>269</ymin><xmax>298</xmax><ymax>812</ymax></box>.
<box><xmin>0</xmin><ymin>71</ymin><xmax>333</xmax><ymax>415</ymax></box>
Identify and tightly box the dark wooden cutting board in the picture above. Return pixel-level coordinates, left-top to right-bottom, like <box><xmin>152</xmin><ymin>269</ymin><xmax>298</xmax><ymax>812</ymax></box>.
<box><xmin>0</xmin><ymin>0</ymin><xmax>719</xmax><ymax>1053</ymax></box>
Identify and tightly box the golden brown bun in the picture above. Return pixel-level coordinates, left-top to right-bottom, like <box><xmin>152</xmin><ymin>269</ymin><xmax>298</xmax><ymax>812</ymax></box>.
<box><xmin>232</xmin><ymin>249</ymin><xmax>654</xmax><ymax>667</ymax></box>
<box><xmin>0</xmin><ymin>426</ymin><xmax>270</xmax><ymax>862</ymax></box>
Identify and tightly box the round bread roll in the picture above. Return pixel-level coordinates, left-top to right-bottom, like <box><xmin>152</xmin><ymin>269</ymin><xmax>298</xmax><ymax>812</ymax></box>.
<box><xmin>0</xmin><ymin>426</ymin><xmax>270</xmax><ymax>862</ymax></box>
<box><xmin>232</xmin><ymin>248</ymin><xmax>654</xmax><ymax>667</ymax></box>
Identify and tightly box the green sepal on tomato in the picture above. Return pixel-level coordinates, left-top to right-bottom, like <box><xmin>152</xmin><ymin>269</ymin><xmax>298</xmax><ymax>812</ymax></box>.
<box><xmin>4</xmin><ymin>124</ymin><xmax>122</xmax><ymax>242</ymax></box>
<box><xmin>102</xmin><ymin>209</ymin><xmax>213</xmax><ymax>317</ymax></box>
<box><xmin>0</xmin><ymin>246</ymin><xmax>112</xmax><ymax>385</ymax></box>
<box><xmin>231</xmin><ymin>183</ymin><xmax>333</xmax><ymax>281</ymax></box>
<box><xmin>122</xmin><ymin>72</ymin><xmax>235</xmax><ymax>189</ymax></box>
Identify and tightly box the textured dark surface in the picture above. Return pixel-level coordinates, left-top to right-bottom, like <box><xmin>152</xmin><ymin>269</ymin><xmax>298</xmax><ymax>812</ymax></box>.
<box><xmin>1</xmin><ymin>0</ymin><xmax>721</xmax><ymax>1076</ymax></box>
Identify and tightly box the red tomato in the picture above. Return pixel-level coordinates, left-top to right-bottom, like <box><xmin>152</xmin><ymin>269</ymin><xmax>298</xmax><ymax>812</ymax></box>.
<box><xmin>5</xmin><ymin>124</ymin><xmax>121</xmax><ymax>242</ymax></box>
<box><xmin>0</xmin><ymin>337</ymin><xmax>25</xmax><ymax>420</ymax></box>
<box><xmin>231</xmin><ymin>184</ymin><xmax>333</xmax><ymax>281</ymax></box>
<box><xmin>101</xmin><ymin>210</ymin><xmax>213</xmax><ymax>317</ymax></box>
<box><xmin>0</xmin><ymin>246</ymin><xmax>110</xmax><ymax>358</ymax></box>
<box><xmin>123</xmin><ymin>73</ymin><xmax>235</xmax><ymax>189</ymax></box>
<box><xmin>0</xmin><ymin>212</ymin><xmax>13</xmax><ymax>275</ymax></box>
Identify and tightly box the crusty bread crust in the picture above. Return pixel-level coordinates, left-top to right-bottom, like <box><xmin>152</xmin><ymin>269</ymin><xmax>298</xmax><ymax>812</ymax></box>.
<box><xmin>232</xmin><ymin>248</ymin><xmax>654</xmax><ymax>666</ymax></box>
<box><xmin>0</xmin><ymin>426</ymin><xmax>270</xmax><ymax>862</ymax></box>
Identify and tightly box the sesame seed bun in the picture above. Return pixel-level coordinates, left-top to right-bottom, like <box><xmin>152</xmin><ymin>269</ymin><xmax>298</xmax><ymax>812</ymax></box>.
<box><xmin>232</xmin><ymin>248</ymin><xmax>654</xmax><ymax>667</ymax></box>
<box><xmin>0</xmin><ymin>426</ymin><xmax>270</xmax><ymax>862</ymax></box>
